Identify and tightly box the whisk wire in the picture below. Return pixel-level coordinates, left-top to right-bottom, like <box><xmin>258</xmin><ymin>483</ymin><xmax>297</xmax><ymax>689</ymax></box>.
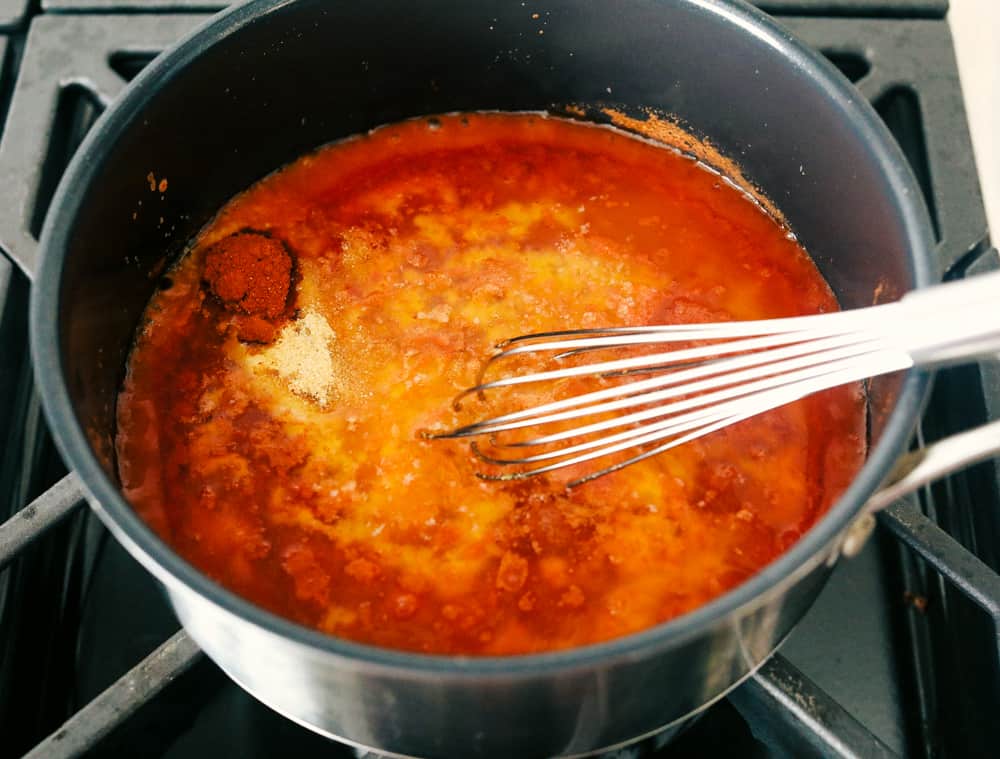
<box><xmin>437</xmin><ymin>272</ymin><xmax>1000</xmax><ymax>486</ymax></box>
<box><xmin>446</xmin><ymin>331</ymin><xmax>893</xmax><ymax>439</ymax></box>
<box><xmin>472</xmin><ymin>351</ymin><xmax>907</xmax><ymax>475</ymax></box>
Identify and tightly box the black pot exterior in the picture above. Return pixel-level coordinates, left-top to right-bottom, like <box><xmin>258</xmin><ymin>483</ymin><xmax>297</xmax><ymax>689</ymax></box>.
<box><xmin>29</xmin><ymin>1</ymin><xmax>934</xmax><ymax>756</ymax></box>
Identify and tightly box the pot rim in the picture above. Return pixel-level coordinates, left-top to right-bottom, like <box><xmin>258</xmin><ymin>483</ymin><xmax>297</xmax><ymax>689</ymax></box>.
<box><xmin>30</xmin><ymin>0</ymin><xmax>935</xmax><ymax>677</ymax></box>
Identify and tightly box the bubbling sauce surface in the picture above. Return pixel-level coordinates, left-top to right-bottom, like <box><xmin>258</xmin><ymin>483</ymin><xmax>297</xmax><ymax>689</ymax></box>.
<box><xmin>116</xmin><ymin>113</ymin><xmax>865</xmax><ymax>655</ymax></box>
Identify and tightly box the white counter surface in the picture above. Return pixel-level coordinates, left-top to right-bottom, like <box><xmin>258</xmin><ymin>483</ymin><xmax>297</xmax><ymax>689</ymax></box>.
<box><xmin>950</xmin><ymin>0</ymin><xmax>1000</xmax><ymax>243</ymax></box>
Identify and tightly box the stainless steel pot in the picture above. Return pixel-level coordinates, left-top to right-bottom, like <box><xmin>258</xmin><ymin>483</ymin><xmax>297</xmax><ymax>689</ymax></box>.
<box><xmin>18</xmin><ymin>0</ymin><xmax>979</xmax><ymax>756</ymax></box>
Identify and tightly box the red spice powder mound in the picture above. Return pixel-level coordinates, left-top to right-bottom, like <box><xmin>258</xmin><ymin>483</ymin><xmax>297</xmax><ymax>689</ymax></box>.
<box><xmin>203</xmin><ymin>232</ymin><xmax>292</xmax><ymax>319</ymax></box>
<box><xmin>233</xmin><ymin>315</ymin><xmax>278</xmax><ymax>344</ymax></box>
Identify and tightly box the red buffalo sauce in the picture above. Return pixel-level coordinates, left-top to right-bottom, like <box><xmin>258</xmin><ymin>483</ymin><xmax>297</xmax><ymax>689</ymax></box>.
<box><xmin>116</xmin><ymin>113</ymin><xmax>866</xmax><ymax>655</ymax></box>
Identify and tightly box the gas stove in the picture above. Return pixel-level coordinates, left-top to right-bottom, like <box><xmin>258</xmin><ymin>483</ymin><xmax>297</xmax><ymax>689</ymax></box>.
<box><xmin>0</xmin><ymin>2</ymin><xmax>997</xmax><ymax>758</ymax></box>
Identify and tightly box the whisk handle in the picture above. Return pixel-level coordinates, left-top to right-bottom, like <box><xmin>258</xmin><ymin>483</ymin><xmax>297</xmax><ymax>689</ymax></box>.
<box><xmin>895</xmin><ymin>268</ymin><xmax>1000</xmax><ymax>367</ymax></box>
<box><xmin>839</xmin><ymin>261</ymin><xmax>1000</xmax><ymax>558</ymax></box>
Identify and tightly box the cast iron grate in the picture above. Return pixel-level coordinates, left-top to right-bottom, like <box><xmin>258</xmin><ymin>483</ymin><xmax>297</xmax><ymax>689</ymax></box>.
<box><xmin>0</xmin><ymin>7</ymin><xmax>995</xmax><ymax>759</ymax></box>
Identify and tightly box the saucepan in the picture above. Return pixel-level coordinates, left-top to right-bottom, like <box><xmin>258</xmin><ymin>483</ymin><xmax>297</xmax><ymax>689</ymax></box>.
<box><xmin>20</xmin><ymin>0</ymin><xmax>999</xmax><ymax>756</ymax></box>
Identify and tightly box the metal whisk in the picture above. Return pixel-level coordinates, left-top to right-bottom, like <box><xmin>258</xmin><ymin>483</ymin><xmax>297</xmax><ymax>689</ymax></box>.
<box><xmin>434</xmin><ymin>270</ymin><xmax>1000</xmax><ymax>487</ymax></box>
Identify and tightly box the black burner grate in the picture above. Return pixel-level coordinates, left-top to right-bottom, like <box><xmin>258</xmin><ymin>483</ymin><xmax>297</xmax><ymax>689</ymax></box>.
<box><xmin>0</xmin><ymin>4</ymin><xmax>996</xmax><ymax>759</ymax></box>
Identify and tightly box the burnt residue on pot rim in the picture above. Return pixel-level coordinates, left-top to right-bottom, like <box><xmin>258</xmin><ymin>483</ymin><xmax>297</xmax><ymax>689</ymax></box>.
<box><xmin>29</xmin><ymin>0</ymin><xmax>935</xmax><ymax>678</ymax></box>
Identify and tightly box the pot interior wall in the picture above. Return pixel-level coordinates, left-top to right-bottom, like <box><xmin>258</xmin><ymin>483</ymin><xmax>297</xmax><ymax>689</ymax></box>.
<box><xmin>54</xmin><ymin>0</ymin><xmax>923</xmax><ymax>488</ymax></box>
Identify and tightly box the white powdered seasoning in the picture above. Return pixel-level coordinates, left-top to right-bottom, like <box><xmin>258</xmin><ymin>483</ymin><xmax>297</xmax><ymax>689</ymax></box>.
<box><xmin>248</xmin><ymin>308</ymin><xmax>337</xmax><ymax>406</ymax></box>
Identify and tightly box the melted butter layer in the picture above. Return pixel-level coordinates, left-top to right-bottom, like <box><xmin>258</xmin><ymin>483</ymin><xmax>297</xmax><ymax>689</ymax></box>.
<box><xmin>116</xmin><ymin>113</ymin><xmax>865</xmax><ymax>655</ymax></box>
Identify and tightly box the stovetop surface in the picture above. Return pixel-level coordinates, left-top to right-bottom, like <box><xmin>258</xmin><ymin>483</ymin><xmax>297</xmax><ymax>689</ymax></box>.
<box><xmin>1</xmin><ymin>3</ymin><xmax>997</xmax><ymax>759</ymax></box>
<box><xmin>33</xmin><ymin>0</ymin><xmax>952</xmax><ymax>16</ymax></box>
